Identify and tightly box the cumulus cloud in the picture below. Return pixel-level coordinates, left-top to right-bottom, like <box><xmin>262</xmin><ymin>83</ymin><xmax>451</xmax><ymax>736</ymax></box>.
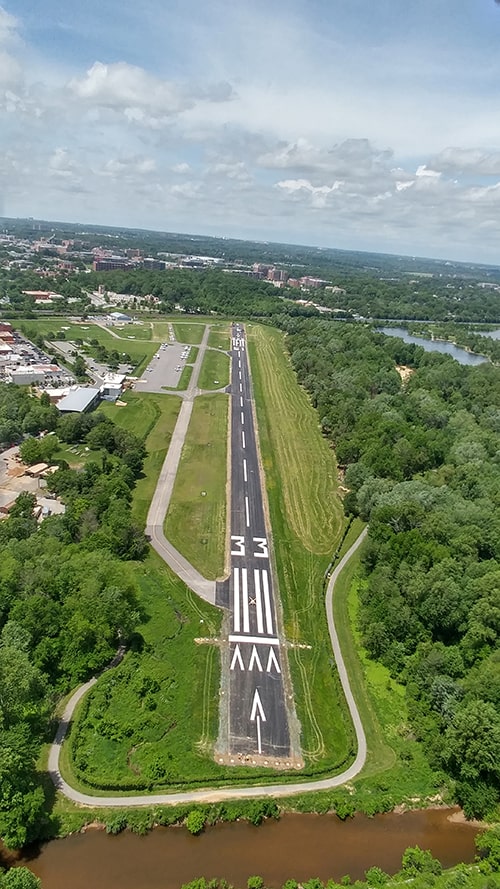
<box><xmin>430</xmin><ymin>147</ymin><xmax>500</xmax><ymax>176</ymax></box>
<box><xmin>68</xmin><ymin>61</ymin><xmax>234</xmax><ymax>127</ymax></box>
<box><xmin>259</xmin><ymin>138</ymin><xmax>392</xmax><ymax>178</ymax></box>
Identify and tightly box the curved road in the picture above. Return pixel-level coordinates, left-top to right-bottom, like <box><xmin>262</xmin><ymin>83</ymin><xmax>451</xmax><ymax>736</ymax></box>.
<box><xmin>48</xmin><ymin>528</ymin><xmax>368</xmax><ymax>806</ymax></box>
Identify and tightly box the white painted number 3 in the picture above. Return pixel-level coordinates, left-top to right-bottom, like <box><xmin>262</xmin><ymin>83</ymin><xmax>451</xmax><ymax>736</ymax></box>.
<box><xmin>253</xmin><ymin>537</ymin><xmax>268</xmax><ymax>558</ymax></box>
<box><xmin>231</xmin><ymin>535</ymin><xmax>245</xmax><ymax>556</ymax></box>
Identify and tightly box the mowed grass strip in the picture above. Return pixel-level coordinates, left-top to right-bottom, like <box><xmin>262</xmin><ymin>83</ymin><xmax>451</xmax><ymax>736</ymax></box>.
<box><xmin>248</xmin><ymin>324</ymin><xmax>343</xmax><ymax>555</ymax></box>
<box><xmin>172</xmin><ymin>322</ymin><xmax>205</xmax><ymax>344</ymax></box>
<box><xmin>198</xmin><ymin>349</ymin><xmax>230</xmax><ymax>390</ymax></box>
<box><xmin>165</xmin><ymin>394</ymin><xmax>228</xmax><ymax>580</ymax></box>
<box><xmin>248</xmin><ymin>325</ymin><xmax>352</xmax><ymax>772</ymax></box>
<box><xmin>207</xmin><ymin>324</ymin><xmax>230</xmax><ymax>350</ymax></box>
<box><xmin>99</xmin><ymin>391</ymin><xmax>181</xmax><ymax>528</ymax></box>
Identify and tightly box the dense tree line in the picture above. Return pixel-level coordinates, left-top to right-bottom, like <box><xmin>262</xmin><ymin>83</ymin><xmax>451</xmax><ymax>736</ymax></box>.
<box><xmin>0</xmin><ymin>396</ymin><xmax>147</xmax><ymax>849</ymax></box>
<box><xmin>283</xmin><ymin>318</ymin><xmax>500</xmax><ymax>818</ymax></box>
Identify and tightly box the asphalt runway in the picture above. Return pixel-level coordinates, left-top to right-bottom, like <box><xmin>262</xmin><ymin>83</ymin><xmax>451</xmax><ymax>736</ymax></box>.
<box><xmin>216</xmin><ymin>324</ymin><xmax>292</xmax><ymax>761</ymax></box>
<box><xmin>135</xmin><ymin>340</ymin><xmax>194</xmax><ymax>393</ymax></box>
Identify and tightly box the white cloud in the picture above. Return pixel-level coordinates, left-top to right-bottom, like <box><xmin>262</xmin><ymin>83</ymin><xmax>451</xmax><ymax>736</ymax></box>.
<box><xmin>431</xmin><ymin>147</ymin><xmax>500</xmax><ymax>176</ymax></box>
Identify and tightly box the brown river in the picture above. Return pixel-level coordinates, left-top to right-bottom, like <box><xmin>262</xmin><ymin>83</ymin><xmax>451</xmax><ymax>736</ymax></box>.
<box><xmin>6</xmin><ymin>809</ymin><xmax>480</xmax><ymax>889</ymax></box>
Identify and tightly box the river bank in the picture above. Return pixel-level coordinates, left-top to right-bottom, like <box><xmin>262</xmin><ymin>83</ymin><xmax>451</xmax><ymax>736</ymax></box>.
<box><xmin>3</xmin><ymin>808</ymin><xmax>483</xmax><ymax>889</ymax></box>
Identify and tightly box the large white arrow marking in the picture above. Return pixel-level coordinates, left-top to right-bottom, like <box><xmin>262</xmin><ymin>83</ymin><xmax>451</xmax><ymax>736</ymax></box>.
<box><xmin>250</xmin><ymin>689</ymin><xmax>266</xmax><ymax>755</ymax></box>
<box><xmin>230</xmin><ymin>644</ymin><xmax>244</xmax><ymax>671</ymax></box>
<box><xmin>250</xmin><ymin>689</ymin><xmax>266</xmax><ymax>722</ymax></box>
<box><xmin>248</xmin><ymin>645</ymin><xmax>263</xmax><ymax>672</ymax></box>
<box><xmin>266</xmin><ymin>647</ymin><xmax>281</xmax><ymax>674</ymax></box>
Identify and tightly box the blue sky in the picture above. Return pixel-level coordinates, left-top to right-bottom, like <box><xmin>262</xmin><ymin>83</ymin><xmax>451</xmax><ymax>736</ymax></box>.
<box><xmin>2</xmin><ymin>0</ymin><xmax>500</xmax><ymax>262</ymax></box>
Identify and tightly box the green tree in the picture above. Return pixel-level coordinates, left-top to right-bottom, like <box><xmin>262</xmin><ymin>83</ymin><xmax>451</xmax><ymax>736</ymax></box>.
<box><xmin>0</xmin><ymin>868</ymin><xmax>41</xmax><ymax>888</ymax></box>
<box><xmin>185</xmin><ymin>809</ymin><xmax>205</xmax><ymax>835</ymax></box>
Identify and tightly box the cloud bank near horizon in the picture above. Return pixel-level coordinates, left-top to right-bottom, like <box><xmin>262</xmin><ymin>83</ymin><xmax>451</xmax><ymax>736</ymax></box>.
<box><xmin>2</xmin><ymin>0</ymin><xmax>500</xmax><ymax>262</ymax></box>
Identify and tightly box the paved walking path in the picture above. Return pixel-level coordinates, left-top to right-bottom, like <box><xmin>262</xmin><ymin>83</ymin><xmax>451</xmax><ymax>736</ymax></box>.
<box><xmin>48</xmin><ymin>528</ymin><xmax>368</xmax><ymax>805</ymax></box>
<box><xmin>145</xmin><ymin>325</ymin><xmax>217</xmax><ymax>603</ymax></box>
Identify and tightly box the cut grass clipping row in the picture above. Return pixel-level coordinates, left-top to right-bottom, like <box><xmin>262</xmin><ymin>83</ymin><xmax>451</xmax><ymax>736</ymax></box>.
<box><xmin>248</xmin><ymin>324</ymin><xmax>353</xmax><ymax>775</ymax></box>
<box><xmin>165</xmin><ymin>394</ymin><xmax>228</xmax><ymax>580</ymax></box>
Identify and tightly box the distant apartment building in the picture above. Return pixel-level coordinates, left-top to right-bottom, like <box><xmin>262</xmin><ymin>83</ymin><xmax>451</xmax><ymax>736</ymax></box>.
<box><xmin>142</xmin><ymin>258</ymin><xmax>166</xmax><ymax>270</ymax></box>
<box><xmin>252</xmin><ymin>263</ymin><xmax>271</xmax><ymax>279</ymax></box>
<box><xmin>267</xmin><ymin>268</ymin><xmax>288</xmax><ymax>283</ymax></box>
<box><xmin>299</xmin><ymin>276</ymin><xmax>328</xmax><ymax>289</ymax></box>
<box><xmin>92</xmin><ymin>259</ymin><xmax>131</xmax><ymax>272</ymax></box>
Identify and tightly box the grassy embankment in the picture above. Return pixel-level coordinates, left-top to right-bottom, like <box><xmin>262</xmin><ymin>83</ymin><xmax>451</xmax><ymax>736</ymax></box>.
<box><xmin>198</xmin><ymin>349</ymin><xmax>230</xmax><ymax>390</ymax></box>
<box><xmin>164</xmin><ymin>394</ymin><xmax>228</xmax><ymax>580</ymax></box>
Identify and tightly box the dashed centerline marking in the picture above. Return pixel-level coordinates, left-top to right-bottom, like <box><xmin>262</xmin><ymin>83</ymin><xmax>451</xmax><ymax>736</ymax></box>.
<box><xmin>241</xmin><ymin>411</ymin><xmax>245</xmax><ymax>425</ymax></box>
<box><xmin>242</xmin><ymin>430</ymin><xmax>246</xmax><ymax>449</ymax></box>
<box><xmin>245</xmin><ymin>495</ymin><xmax>250</xmax><ymax>528</ymax></box>
<box><xmin>239</xmin><ymin>383</ymin><xmax>243</xmax><ymax>393</ymax></box>
<box><xmin>240</xmin><ymin>396</ymin><xmax>243</xmax><ymax>407</ymax></box>
<box><xmin>243</xmin><ymin>459</ymin><xmax>247</xmax><ymax>482</ymax></box>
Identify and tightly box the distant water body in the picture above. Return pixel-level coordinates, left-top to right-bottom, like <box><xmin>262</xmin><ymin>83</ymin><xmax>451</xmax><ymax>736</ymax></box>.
<box><xmin>378</xmin><ymin>327</ymin><xmax>487</xmax><ymax>366</ymax></box>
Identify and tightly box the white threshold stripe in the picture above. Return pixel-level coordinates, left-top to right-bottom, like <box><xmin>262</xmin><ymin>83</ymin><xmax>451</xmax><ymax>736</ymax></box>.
<box><xmin>254</xmin><ymin>569</ymin><xmax>264</xmax><ymax>634</ymax></box>
<box><xmin>262</xmin><ymin>569</ymin><xmax>274</xmax><ymax>635</ymax></box>
<box><xmin>242</xmin><ymin>568</ymin><xmax>249</xmax><ymax>633</ymax></box>
<box><xmin>233</xmin><ymin>567</ymin><xmax>240</xmax><ymax>633</ymax></box>
<box><xmin>245</xmin><ymin>495</ymin><xmax>250</xmax><ymax>527</ymax></box>
<box><xmin>229</xmin><ymin>634</ymin><xmax>280</xmax><ymax>646</ymax></box>
<box><xmin>242</xmin><ymin>430</ymin><xmax>246</xmax><ymax>449</ymax></box>
<box><xmin>243</xmin><ymin>458</ymin><xmax>247</xmax><ymax>482</ymax></box>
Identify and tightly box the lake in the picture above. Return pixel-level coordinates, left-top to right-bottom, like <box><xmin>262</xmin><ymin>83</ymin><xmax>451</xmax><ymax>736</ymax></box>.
<box><xmin>378</xmin><ymin>327</ymin><xmax>487</xmax><ymax>365</ymax></box>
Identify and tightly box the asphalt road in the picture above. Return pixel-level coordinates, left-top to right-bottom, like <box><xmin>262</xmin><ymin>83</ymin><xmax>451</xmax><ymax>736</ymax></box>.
<box><xmin>216</xmin><ymin>324</ymin><xmax>292</xmax><ymax>762</ymax></box>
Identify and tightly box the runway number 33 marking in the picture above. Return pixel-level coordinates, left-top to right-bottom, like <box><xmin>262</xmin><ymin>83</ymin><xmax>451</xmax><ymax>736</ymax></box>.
<box><xmin>253</xmin><ymin>537</ymin><xmax>268</xmax><ymax>558</ymax></box>
<box><xmin>231</xmin><ymin>537</ymin><xmax>268</xmax><ymax>558</ymax></box>
<box><xmin>231</xmin><ymin>535</ymin><xmax>245</xmax><ymax>556</ymax></box>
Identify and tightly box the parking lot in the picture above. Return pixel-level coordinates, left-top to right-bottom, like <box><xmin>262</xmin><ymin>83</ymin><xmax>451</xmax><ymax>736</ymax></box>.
<box><xmin>135</xmin><ymin>342</ymin><xmax>193</xmax><ymax>392</ymax></box>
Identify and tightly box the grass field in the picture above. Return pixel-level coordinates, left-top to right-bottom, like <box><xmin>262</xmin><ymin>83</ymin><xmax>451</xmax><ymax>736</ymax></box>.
<box><xmin>172</xmin><ymin>322</ymin><xmax>205</xmax><ymax>344</ymax></box>
<box><xmin>99</xmin><ymin>392</ymin><xmax>181</xmax><ymax>528</ymax></box>
<box><xmin>198</xmin><ymin>349</ymin><xmax>230</xmax><ymax>390</ymax></box>
<box><xmin>207</xmin><ymin>324</ymin><xmax>230</xmax><ymax>351</ymax></box>
<box><xmin>109</xmin><ymin>322</ymin><xmax>152</xmax><ymax>340</ymax></box>
<box><xmin>247</xmin><ymin>325</ymin><xmax>343</xmax><ymax>555</ymax></box>
<box><xmin>61</xmin><ymin>549</ymin><xmax>225</xmax><ymax>792</ymax></box>
<box><xmin>165</xmin><ymin>394</ymin><xmax>228</xmax><ymax>580</ymax></box>
<box><xmin>12</xmin><ymin>317</ymin><xmax>157</xmax><ymax>375</ymax></box>
<box><xmin>248</xmin><ymin>324</ymin><xmax>352</xmax><ymax>773</ymax></box>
